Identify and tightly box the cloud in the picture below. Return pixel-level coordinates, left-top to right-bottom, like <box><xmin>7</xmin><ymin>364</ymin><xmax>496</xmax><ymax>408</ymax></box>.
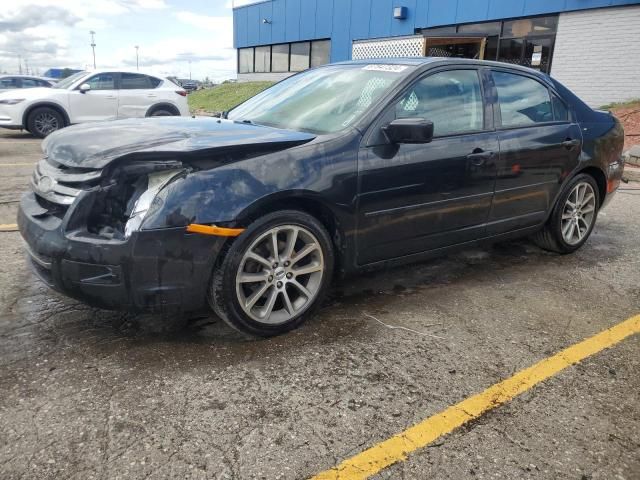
<box><xmin>0</xmin><ymin>5</ymin><xmax>79</xmax><ymax>32</ymax></box>
<box><xmin>0</xmin><ymin>1</ymin><xmax>236</xmax><ymax>81</ymax></box>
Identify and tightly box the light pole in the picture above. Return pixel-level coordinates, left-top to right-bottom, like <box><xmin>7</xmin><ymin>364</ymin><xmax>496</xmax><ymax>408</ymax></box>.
<box><xmin>90</xmin><ymin>31</ymin><xmax>96</xmax><ymax>69</ymax></box>
<box><xmin>188</xmin><ymin>60</ymin><xmax>192</xmax><ymax>80</ymax></box>
<box><xmin>135</xmin><ymin>46</ymin><xmax>139</xmax><ymax>71</ymax></box>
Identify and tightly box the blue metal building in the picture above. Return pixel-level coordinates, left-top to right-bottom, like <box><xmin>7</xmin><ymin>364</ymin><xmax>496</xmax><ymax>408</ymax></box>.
<box><xmin>232</xmin><ymin>0</ymin><xmax>640</xmax><ymax>105</ymax></box>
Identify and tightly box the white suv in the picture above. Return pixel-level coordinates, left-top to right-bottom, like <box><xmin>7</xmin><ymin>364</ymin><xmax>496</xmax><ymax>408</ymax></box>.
<box><xmin>0</xmin><ymin>70</ymin><xmax>189</xmax><ymax>138</ymax></box>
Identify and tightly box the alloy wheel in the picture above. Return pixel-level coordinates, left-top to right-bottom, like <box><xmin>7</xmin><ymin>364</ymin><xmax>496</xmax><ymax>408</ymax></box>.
<box><xmin>561</xmin><ymin>182</ymin><xmax>596</xmax><ymax>245</ymax></box>
<box><xmin>235</xmin><ymin>225</ymin><xmax>324</xmax><ymax>325</ymax></box>
<box><xmin>34</xmin><ymin>112</ymin><xmax>59</xmax><ymax>136</ymax></box>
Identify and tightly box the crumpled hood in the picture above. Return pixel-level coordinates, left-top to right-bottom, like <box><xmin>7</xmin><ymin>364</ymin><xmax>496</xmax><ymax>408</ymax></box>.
<box><xmin>42</xmin><ymin>116</ymin><xmax>317</xmax><ymax>168</ymax></box>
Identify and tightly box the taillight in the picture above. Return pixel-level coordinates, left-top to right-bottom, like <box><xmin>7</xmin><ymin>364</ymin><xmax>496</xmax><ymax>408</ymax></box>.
<box><xmin>175</xmin><ymin>90</ymin><xmax>187</xmax><ymax>97</ymax></box>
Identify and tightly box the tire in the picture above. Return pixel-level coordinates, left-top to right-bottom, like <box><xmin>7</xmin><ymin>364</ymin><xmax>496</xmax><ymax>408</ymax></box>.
<box><xmin>209</xmin><ymin>210</ymin><xmax>334</xmax><ymax>337</ymax></box>
<box><xmin>534</xmin><ymin>173</ymin><xmax>600</xmax><ymax>254</ymax></box>
<box><xmin>27</xmin><ymin>107</ymin><xmax>65</xmax><ymax>138</ymax></box>
<box><xmin>149</xmin><ymin>108</ymin><xmax>177</xmax><ymax>117</ymax></box>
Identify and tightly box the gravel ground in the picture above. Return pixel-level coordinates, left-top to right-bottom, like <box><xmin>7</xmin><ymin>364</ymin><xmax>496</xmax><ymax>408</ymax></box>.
<box><xmin>0</xmin><ymin>129</ymin><xmax>638</xmax><ymax>480</ymax></box>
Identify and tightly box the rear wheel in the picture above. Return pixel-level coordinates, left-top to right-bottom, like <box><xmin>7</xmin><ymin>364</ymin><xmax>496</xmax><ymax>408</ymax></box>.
<box><xmin>534</xmin><ymin>174</ymin><xmax>600</xmax><ymax>254</ymax></box>
<box><xmin>209</xmin><ymin>210</ymin><xmax>334</xmax><ymax>337</ymax></box>
<box><xmin>149</xmin><ymin>107</ymin><xmax>177</xmax><ymax>117</ymax></box>
<box><xmin>27</xmin><ymin>107</ymin><xmax>64</xmax><ymax>138</ymax></box>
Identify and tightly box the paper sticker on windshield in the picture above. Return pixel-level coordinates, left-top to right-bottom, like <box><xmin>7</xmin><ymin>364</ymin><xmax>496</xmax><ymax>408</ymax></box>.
<box><xmin>363</xmin><ymin>64</ymin><xmax>408</xmax><ymax>73</ymax></box>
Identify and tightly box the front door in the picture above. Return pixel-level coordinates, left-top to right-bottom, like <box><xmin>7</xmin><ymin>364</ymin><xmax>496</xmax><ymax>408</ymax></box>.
<box><xmin>487</xmin><ymin>69</ymin><xmax>582</xmax><ymax>234</ymax></box>
<box><xmin>68</xmin><ymin>72</ymin><xmax>119</xmax><ymax>123</ymax></box>
<box><xmin>356</xmin><ymin>68</ymin><xmax>498</xmax><ymax>265</ymax></box>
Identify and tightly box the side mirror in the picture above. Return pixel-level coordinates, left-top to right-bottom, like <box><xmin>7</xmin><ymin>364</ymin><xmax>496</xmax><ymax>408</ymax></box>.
<box><xmin>382</xmin><ymin>118</ymin><xmax>434</xmax><ymax>144</ymax></box>
<box><xmin>79</xmin><ymin>83</ymin><xmax>91</xmax><ymax>93</ymax></box>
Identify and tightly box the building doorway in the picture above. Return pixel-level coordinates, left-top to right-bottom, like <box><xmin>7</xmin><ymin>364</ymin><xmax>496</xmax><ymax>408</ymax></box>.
<box><xmin>424</xmin><ymin>36</ymin><xmax>487</xmax><ymax>59</ymax></box>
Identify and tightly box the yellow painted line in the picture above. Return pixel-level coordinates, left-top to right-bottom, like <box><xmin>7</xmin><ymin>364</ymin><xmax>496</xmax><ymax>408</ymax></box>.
<box><xmin>311</xmin><ymin>314</ymin><xmax>640</xmax><ymax>480</ymax></box>
<box><xmin>0</xmin><ymin>224</ymin><xmax>18</xmax><ymax>232</ymax></box>
<box><xmin>0</xmin><ymin>162</ymin><xmax>36</xmax><ymax>167</ymax></box>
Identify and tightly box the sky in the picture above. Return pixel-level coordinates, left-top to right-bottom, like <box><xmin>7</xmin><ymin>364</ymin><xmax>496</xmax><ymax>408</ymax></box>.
<box><xmin>0</xmin><ymin>0</ymin><xmax>256</xmax><ymax>81</ymax></box>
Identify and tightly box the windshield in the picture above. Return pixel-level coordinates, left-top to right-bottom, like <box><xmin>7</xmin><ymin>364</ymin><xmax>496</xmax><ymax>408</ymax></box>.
<box><xmin>228</xmin><ymin>64</ymin><xmax>412</xmax><ymax>134</ymax></box>
<box><xmin>53</xmin><ymin>71</ymin><xmax>88</xmax><ymax>89</ymax></box>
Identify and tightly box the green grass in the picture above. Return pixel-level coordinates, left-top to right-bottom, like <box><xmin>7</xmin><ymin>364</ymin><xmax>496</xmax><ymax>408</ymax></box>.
<box><xmin>599</xmin><ymin>98</ymin><xmax>640</xmax><ymax>110</ymax></box>
<box><xmin>188</xmin><ymin>81</ymin><xmax>275</xmax><ymax>114</ymax></box>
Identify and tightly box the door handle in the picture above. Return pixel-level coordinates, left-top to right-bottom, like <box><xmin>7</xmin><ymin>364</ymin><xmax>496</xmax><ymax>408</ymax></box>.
<box><xmin>106</xmin><ymin>95</ymin><xmax>117</xmax><ymax>99</ymax></box>
<box><xmin>562</xmin><ymin>138</ymin><xmax>580</xmax><ymax>150</ymax></box>
<box><xmin>466</xmin><ymin>150</ymin><xmax>494</xmax><ymax>166</ymax></box>
<box><xmin>147</xmin><ymin>94</ymin><xmax>157</xmax><ymax>97</ymax></box>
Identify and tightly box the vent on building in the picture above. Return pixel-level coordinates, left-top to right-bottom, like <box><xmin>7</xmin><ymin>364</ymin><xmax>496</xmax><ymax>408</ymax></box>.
<box><xmin>352</xmin><ymin>36</ymin><xmax>426</xmax><ymax>59</ymax></box>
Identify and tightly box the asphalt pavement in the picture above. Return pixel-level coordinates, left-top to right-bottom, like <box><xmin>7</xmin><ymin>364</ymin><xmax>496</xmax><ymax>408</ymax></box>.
<box><xmin>0</xmin><ymin>128</ymin><xmax>638</xmax><ymax>480</ymax></box>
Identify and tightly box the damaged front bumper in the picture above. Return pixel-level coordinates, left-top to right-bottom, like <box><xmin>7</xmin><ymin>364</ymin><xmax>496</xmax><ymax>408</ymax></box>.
<box><xmin>18</xmin><ymin>191</ymin><xmax>226</xmax><ymax>313</ymax></box>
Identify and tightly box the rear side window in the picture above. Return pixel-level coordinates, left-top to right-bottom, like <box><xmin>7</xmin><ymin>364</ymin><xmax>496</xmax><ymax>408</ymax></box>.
<box><xmin>121</xmin><ymin>73</ymin><xmax>159</xmax><ymax>89</ymax></box>
<box><xmin>493</xmin><ymin>71</ymin><xmax>552</xmax><ymax>127</ymax></box>
<box><xmin>552</xmin><ymin>94</ymin><xmax>569</xmax><ymax>122</ymax></box>
<box><xmin>396</xmin><ymin>70</ymin><xmax>484</xmax><ymax>137</ymax></box>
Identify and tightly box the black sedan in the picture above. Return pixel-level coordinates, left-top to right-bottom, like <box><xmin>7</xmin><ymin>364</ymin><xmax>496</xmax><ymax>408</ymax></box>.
<box><xmin>18</xmin><ymin>58</ymin><xmax>625</xmax><ymax>336</ymax></box>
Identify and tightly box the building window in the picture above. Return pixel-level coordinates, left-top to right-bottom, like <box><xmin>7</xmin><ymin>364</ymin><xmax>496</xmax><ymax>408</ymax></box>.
<box><xmin>272</xmin><ymin>43</ymin><xmax>290</xmax><ymax>72</ymax></box>
<box><xmin>502</xmin><ymin>16</ymin><xmax>558</xmax><ymax>38</ymax></box>
<box><xmin>310</xmin><ymin>40</ymin><xmax>331</xmax><ymax>68</ymax></box>
<box><xmin>290</xmin><ymin>42</ymin><xmax>311</xmax><ymax>71</ymax></box>
<box><xmin>419</xmin><ymin>15</ymin><xmax>558</xmax><ymax>74</ymax></box>
<box><xmin>239</xmin><ymin>48</ymin><xmax>254</xmax><ymax>73</ymax></box>
<box><xmin>255</xmin><ymin>45</ymin><xmax>271</xmax><ymax>73</ymax></box>
<box><xmin>237</xmin><ymin>40</ymin><xmax>331</xmax><ymax>74</ymax></box>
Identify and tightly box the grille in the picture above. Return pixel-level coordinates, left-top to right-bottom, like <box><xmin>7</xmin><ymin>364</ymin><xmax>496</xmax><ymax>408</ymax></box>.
<box><xmin>352</xmin><ymin>36</ymin><xmax>425</xmax><ymax>60</ymax></box>
<box><xmin>31</xmin><ymin>158</ymin><xmax>102</xmax><ymax>206</ymax></box>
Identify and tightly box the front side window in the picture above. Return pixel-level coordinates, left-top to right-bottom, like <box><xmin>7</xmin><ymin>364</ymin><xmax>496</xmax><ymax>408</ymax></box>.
<box><xmin>493</xmin><ymin>71</ymin><xmax>552</xmax><ymax>127</ymax></box>
<box><xmin>85</xmin><ymin>73</ymin><xmax>116</xmax><ymax>90</ymax></box>
<box><xmin>228</xmin><ymin>64</ymin><xmax>412</xmax><ymax>134</ymax></box>
<box><xmin>121</xmin><ymin>73</ymin><xmax>153</xmax><ymax>89</ymax></box>
<box><xmin>21</xmin><ymin>78</ymin><xmax>39</xmax><ymax>88</ymax></box>
<box><xmin>395</xmin><ymin>70</ymin><xmax>484</xmax><ymax>137</ymax></box>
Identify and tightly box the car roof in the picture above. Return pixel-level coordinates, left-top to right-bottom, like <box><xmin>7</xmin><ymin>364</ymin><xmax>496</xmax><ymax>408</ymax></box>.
<box><xmin>86</xmin><ymin>69</ymin><xmax>165</xmax><ymax>78</ymax></box>
<box><xmin>334</xmin><ymin>57</ymin><xmax>549</xmax><ymax>80</ymax></box>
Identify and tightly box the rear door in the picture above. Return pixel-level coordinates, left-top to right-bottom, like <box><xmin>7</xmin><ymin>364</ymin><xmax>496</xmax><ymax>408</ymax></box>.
<box><xmin>117</xmin><ymin>73</ymin><xmax>162</xmax><ymax>118</ymax></box>
<box><xmin>487</xmin><ymin>69</ymin><xmax>582</xmax><ymax>234</ymax></box>
<box><xmin>68</xmin><ymin>72</ymin><xmax>119</xmax><ymax>123</ymax></box>
<box><xmin>356</xmin><ymin>68</ymin><xmax>498</xmax><ymax>264</ymax></box>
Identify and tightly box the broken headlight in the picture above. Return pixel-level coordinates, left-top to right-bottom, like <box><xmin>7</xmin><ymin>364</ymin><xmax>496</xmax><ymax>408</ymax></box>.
<box><xmin>124</xmin><ymin>169</ymin><xmax>183</xmax><ymax>238</ymax></box>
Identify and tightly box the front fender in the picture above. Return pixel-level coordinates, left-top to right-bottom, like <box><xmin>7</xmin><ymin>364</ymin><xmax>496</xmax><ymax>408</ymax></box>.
<box><xmin>141</xmin><ymin>132</ymin><xmax>360</xmax><ymax>230</ymax></box>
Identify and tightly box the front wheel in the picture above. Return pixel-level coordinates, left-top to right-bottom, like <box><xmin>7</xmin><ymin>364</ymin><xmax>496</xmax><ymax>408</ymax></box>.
<box><xmin>209</xmin><ymin>210</ymin><xmax>334</xmax><ymax>337</ymax></box>
<box><xmin>534</xmin><ymin>174</ymin><xmax>600</xmax><ymax>254</ymax></box>
<box><xmin>27</xmin><ymin>107</ymin><xmax>65</xmax><ymax>138</ymax></box>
